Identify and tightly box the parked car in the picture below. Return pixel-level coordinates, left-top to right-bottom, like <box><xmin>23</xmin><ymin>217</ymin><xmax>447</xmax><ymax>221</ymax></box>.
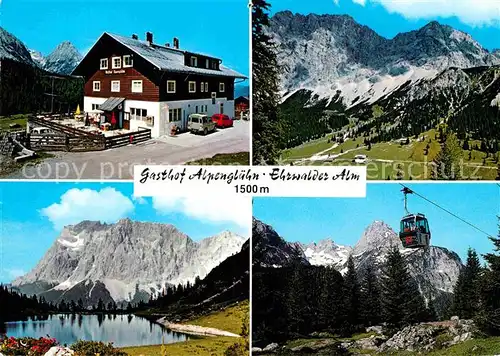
<box><xmin>353</xmin><ymin>154</ymin><xmax>367</xmax><ymax>164</ymax></box>
<box><xmin>31</xmin><ymin>127</ymin><xmax>51</xmax><ymax>134</ymax></box>
<box><xmin>188</xmin><ymin>114</ymin><xmax>216</xmax><ymax>135</ymax></box>
<box><xmin>211</xmin><ymin>114</ymin><xmax>233</xmax><ymax>128</ymax></box>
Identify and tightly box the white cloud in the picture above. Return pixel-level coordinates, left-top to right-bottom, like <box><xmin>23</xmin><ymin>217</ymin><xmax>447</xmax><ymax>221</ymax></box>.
<box><xmin>356</xmin><ymin>0</ymin><xmax>500</xmax><ymax>26</ymax></box>
<box><xmin>41</xmin><ymin>188</ymin><xmax>135</xmax><ymax>230</ymax></box>
<box><xmin>152</xmin><ymin>195</ymin><xmax>251</xmax><ymax>229</ymax></box>
<box><xmin>1</xmin><ymin>268</ymin><xmax>26</xmax><ymax>280</ymax></box>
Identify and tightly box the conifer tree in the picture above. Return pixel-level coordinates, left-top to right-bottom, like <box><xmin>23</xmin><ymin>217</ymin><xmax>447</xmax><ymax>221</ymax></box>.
<box><xmin>319</xmin><ymin>267</ymin><xmax>344</xmax><ymax>333</ymax></box>
<box><xmin>343</xmin><ymin>256</ymin><xmax>361</xmax><ymax>334</ymax></box>
<box><xmin>380</xmin><ymin>247</ymin><xmax>427</xmax><ymax>329</ymax></box>
<box><xmin>452</xmin><ymin>248</ymin><xmax>481</xmax><ymax>318</ymax></box>
<box><xmin>252</xmin><ymin>0</ymin><xmax>283</xmax><ymax>164</ymax></box>
<box><xmin>287</xmin><ymin>262</ymin><xmax>307</xmax><ymax>336</ymax></box>
<box><xmin>360</xmin><ymin>262</ymin><xmax>382</xmax><ymax>326</ymax></box>
<box><xmin>476</xmin><ymin>228</ymin><xmax>500</xmax><ymax>335</ymax></box>
<box><xmin>432</xmin><ymin>131</ymin><xmax>462</xmax><ymax>180</ymax></box>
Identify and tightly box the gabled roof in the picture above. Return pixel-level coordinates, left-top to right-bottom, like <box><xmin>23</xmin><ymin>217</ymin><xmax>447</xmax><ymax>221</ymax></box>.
<box><xmin>104</xmin><ymin>33</ymin><xmax>247</xmax><ymax>79</ymax></box>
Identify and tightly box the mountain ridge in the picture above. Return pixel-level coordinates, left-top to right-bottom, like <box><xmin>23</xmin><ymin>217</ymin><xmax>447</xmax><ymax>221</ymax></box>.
<box><xmin>0</xmin><ymin>26</ymin><xmax>82</xmax><ymax>75</ymax></box>
<box><xmin>270</xmin><ymin>11</ymin><xmax>500</xmax><ymax>106</ymax></box>
<box><xmin>253</xmin><ymin>217</ymin><xmax>463</xmax><ymax>314</ymax></box>
<box><xmin>13</xmin><ymin>219</ymin><xmax>248</xmax><ymax>307</ymax></box>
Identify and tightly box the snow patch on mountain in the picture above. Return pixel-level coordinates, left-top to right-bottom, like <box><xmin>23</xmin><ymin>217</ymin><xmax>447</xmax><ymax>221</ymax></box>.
<box><xmin>301</xmin><ymin>239</ymin><xmax>352</xmax><ymax>269</ymax></box>
<box><xmin>29</xmin><ymin>49</ymin><xmax>45</xmax><ymax>67</ymax></box>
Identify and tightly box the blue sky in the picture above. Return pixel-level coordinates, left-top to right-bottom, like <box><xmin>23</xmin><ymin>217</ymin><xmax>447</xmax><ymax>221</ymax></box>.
<box><xmin>0</xmin><ymin>182</ymin><xmax>250</xmax><ymax>284</ymax></box>
<box><xmin>0</xmin><ymin>0</ymin><xmax>249</xmax><ymax>77</ymax></box>
<box><xmin>268</xmin><ymin>0</ymin><xmax>500</xmax><ymax>51</ymax></box>
<box><xmin>253</xmin><ymin>183</ymin><xmax>500</xmax><ymax>264</ymax></box>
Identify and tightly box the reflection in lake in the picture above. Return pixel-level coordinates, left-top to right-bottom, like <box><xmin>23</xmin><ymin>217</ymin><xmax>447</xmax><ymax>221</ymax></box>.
<box><xmin>3</xmin><ymin>314</ymin><xmax>189</xmax><ymax>347</ymax></box>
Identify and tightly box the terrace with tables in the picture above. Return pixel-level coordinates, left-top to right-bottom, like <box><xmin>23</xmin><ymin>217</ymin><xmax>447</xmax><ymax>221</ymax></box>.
<box><xmin>27</xmin><ymin>109</ymin><xmax>151</xmax><ymax>151</ymax></box>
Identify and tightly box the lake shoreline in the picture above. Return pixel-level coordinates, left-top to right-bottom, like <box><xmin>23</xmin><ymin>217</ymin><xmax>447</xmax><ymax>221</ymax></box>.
<box><xmin>2</xmin><ymin>313</ymin><xmax>189</xmax><ymax>348</ymax></box>
<box><xmin>155</xmin><ymin>317</ymin><xmax>241</xmax><ymax>338</ymax></box>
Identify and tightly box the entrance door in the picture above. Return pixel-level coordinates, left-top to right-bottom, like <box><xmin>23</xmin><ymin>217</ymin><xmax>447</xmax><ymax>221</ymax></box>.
<box><xmin>123</xmin><ymin>112</ymin><xmax>130</xmax><ymax>130</ymax></box>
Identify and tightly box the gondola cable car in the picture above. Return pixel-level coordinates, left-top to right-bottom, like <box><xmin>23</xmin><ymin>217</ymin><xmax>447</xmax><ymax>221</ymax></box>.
<box><xmin>399</xmin><ymin>187</ymin><xmax>431</xmax><ymax>249</ymax></box>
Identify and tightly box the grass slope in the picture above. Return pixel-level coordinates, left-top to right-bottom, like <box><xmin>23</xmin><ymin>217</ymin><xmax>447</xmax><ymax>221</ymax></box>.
<box><xmin>122</xmin><ymin>300</ymin><xmax>249</xmax><ymax>356</ymax></box>
<box><xmin>186</xmin><ymin>152</ymin><xmax>250</xmax><ymax>165</ymax></box>
<box><xmin>186</xmin><ymin>300</ymin><xmax>248</xmax><ymax>335</ymax></box>
<box><xmin>121</xmin><ymin>337</ymin><xmax>237</xmax><ymax>356</ymax></box>
<box><xmin>283</xmin><ymin>129</ymin><xmax>498</xmax><ymax>180</ymax></box>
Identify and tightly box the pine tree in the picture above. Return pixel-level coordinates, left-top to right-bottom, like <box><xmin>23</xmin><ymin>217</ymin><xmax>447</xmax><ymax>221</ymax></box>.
<box><xmin>432</xmin><ymin>131</ymin><xmax>462</xmax><ymax>180</ymax></box>
<box><xmin>286</xmin><ymin>262</ymin><xmax>307</xmax><ymax>336</ymax></box>
<box><xmin>77</xmin><ymin>298</ymin><xmax>84</xmax><ymax>311</ymax></box>
<box><xmin>343</xmin><ymin>256</ymin><xmax>361</xmax><ymax>334</ymax></box>
<box><xmin>381</xmin><ymin>247</ymin><xmax>427</xmax><ymax>329</ymax></box>
<box><xmin>252</xmin><ymin>0</ymin><xmax>283</xmax><ymax>164</ymax></box>
<box><xmin>360</xmin><ymin>262</ymin><xmax>382</xmax><ymax>326</ymax></box>
<box><xmin>70</xmin><ymin>300</ymin><xmax>77</xmax><ymax>313</ymax></box>
<box><xmin>97</xmin><ymin>298</ymin><xmax>104</xmax><ymax>312</ymax></box>
<box><xmin>452</xmin><ymin>248</ymin><xmax>481</xmax><ymax>319</ymax></box>
<box><xmin>476</xmin><ymin>226</ymin><xmax>500</xmax><ymax>335</ymax></box>
<box><xmin>319</xmin><ymin>267</ymin><xmax>344</xmax><ymax>333</ymax></box>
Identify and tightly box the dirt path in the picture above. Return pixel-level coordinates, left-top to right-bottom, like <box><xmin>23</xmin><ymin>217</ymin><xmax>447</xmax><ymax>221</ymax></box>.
<box><xmin>156</xmin><ymin>317</ymin><xmax>240</xmax><ymax>338</ymax></box>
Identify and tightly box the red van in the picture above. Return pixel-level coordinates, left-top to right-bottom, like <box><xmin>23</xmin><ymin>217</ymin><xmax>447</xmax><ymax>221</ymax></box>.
<box><xmin>211</xmin><ymin>114</ymin><xmax>233</xmax><ymax>128</ymax></box>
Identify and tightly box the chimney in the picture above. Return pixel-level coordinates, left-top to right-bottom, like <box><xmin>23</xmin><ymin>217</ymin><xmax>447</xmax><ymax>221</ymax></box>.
<box><xmin>146</xmin><ymin>32</ymin><xmax>153</xmax><ymax>45</ymax></box>
<box><xmin>165</xmin><ymin>43</ymin><xmax>170</xmax><ymax>47</ymax></box>
<box><xmin>173</xmin><ymin>37</ymin><xmax>179</xmax><ymax>49</ymax></box>
<box><xmin>132</xmin><ymin>34</ymin><xmax>138</xmax><ymax>40</ymax></box>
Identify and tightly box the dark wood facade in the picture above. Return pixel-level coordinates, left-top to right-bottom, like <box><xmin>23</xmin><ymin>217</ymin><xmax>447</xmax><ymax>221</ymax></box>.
<box><xmin>75</xmin><ymin>33</ymin><xmax>237</xmax><ymax>103</ymax></box>
<box><xmin>85</xmin><ymin>66</ymin><xmax>159</xmax><ymax>101</ymax></box>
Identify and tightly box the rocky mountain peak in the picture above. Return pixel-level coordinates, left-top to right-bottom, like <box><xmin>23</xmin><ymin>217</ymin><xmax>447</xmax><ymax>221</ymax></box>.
<box><xmin>43</xmin><ymin>40</ymin><xmax>82</xmax><ymax>75</ymax></box>
<box><xmin>254</xmin><ymin>218</ymin><xmax>463</xmax><ymax>315</ymax></box>
<box><xmin>0</xmin><ymin>27</ymin><xmax>34</xmax><ymax>64</ymax></box>
<box><xmin>270</xmin><ymin>13</ymin><xmax>500</xmax><ymax>106</ymax></box>
<box><xmin>302</xmin><ymin>238</ymin><xmax>352</xmax><ymax>269</ymax></box>
<box><xmin>353</xmin><ymin>220</ymin><xmax>400</xmax><ymax>256</ymax></box>
<box><xmin>253</xmin><ymin>218</ymin><xmax>310</xmax><ymax>267</ymax></box>
<box><xmin>13</xmin><ymin>220</ymin><xmax>245</xmax><ymax>306</ymax></box>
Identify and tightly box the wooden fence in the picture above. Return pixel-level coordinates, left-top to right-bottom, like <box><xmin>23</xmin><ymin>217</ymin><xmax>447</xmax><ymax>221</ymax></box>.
<box><xmin>105</xmin><ymin>128</ymin><xmax>152</xmax><ymax>149</ymax></box>
<box><xmin>29</xmin><ymin>133</ymin><xmax>106</xmax><ymax>152</ymax></box>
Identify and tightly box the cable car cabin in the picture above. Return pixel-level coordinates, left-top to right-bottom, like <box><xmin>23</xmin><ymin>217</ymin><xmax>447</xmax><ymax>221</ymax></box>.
<box><xmin>399</xmin><ymin>214</ymin><xmax>431</xmax><ymax>248</ymax></box>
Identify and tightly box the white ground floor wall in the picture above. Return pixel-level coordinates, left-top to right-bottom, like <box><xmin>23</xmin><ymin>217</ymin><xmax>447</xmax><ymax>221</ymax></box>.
<box><xmin>84</xmin><ymin>96</ymin><xmax>235</xmax><ymax>138</ymax></box>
